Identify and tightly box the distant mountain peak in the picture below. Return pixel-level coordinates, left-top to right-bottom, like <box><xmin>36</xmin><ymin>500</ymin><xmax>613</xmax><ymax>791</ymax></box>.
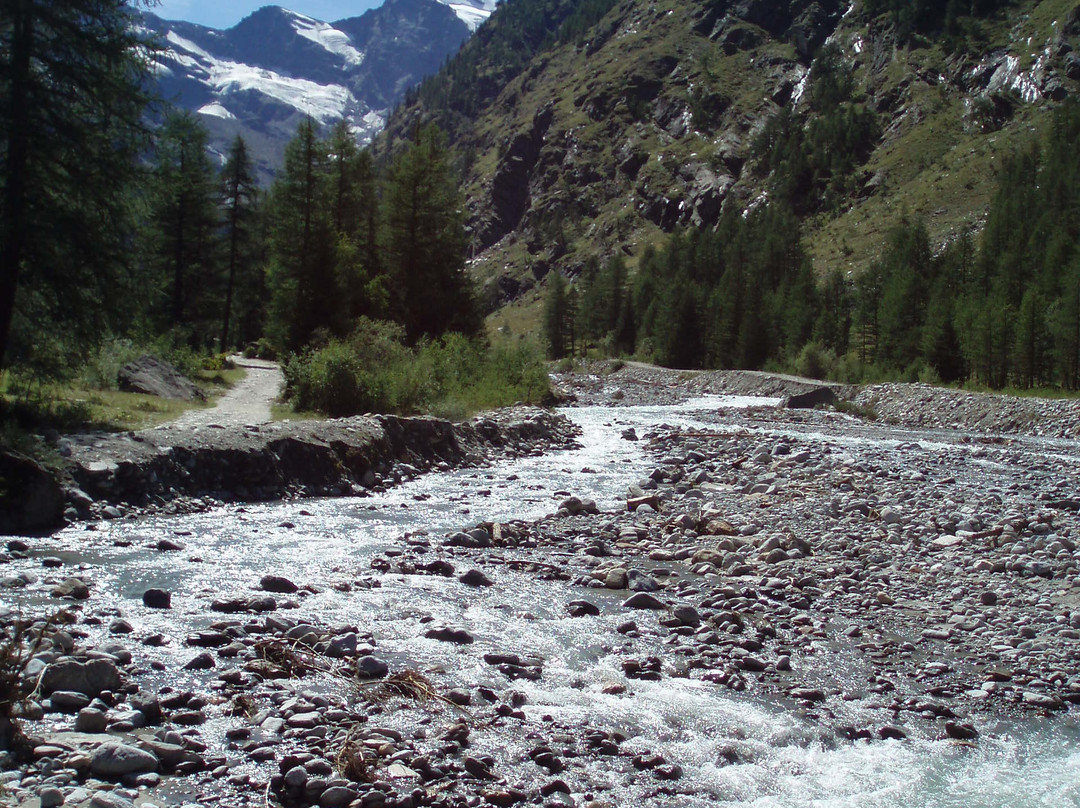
<box><xmin>143</xmin><ymin>0</ymin><xmax>473</xmax><ymax>182</ymax></box>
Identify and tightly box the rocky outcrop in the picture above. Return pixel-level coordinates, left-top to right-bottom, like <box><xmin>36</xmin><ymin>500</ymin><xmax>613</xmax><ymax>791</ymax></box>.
<box><xmin>479</xmin><ymin>104</ymin><xmax>554</xmax><ymax>249</ymax></box>
<box><xmin>60</xmin><ymin>407</ymin><xmax>579</xmax><ymax>520</ymax></box>
<box><xmin>783</xmin><ymin>386</ymin><xmax>839</xmax><ymax>409</ymax></box>
<box><xmin>118</xmin><ymin>356</ymin><xmax>205</xmax><ymax>401</ymax></box>
<box><xmin>0</xmin><ymin>449</ymin><xmax>65</xmax><ymax>535</ymax></box>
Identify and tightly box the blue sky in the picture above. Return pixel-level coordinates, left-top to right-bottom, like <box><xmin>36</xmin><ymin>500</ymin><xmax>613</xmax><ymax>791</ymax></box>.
<box><xmin>150</xmin><ymin>0</ymin><xmax>384</xmax><ymax>28</ymax></box>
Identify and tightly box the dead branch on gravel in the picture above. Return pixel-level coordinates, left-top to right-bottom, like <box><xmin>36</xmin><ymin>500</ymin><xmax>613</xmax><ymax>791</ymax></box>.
<box><xmin>247</xmin><ymin>638</ymin><xmax>334</xmax><ymax>679</ymax></box>
<box><xmin>231</xmin><ymin>693</ymin><xmax>258</xmax><ymax>718</ymax></box>
<box><xmin>355</xmin><ymin>669</ymin><xmax>459</xmax><ymax>708</ymax></box>
<box><xmin>334</xmin><ymin>732</ymin><xmax>376</xmax><ymax>783</ymax></box>
<box><xmin>1</xmin><ymin>610</ymin><xmax>70</xmax><ymax>759</ymax></box>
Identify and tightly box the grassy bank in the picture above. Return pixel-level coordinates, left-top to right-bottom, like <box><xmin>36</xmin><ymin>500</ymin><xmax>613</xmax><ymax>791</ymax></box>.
<box><xmin>0</xmin><ymin>346</ymin><xmax>245</xmax><ymax>440</ymax></box>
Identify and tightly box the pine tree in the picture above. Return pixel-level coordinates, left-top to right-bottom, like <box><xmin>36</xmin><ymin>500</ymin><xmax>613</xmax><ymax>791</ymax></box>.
<box><xmin>853</xmin><ymin>261</ymin><xmax>884</xmax><ymax>364</ymax></box>
<box><xmin>921</xmin><ymin>278</ymin><xmax>964</xmax><ymax>382</ymax></box>
<box><xmin>266</xmin><ymin>118</ymin><xmax>334</xmax><ymax>351</ymax></box>
<box><xmin>814</xmin><ymin>268</ymin><xmax>851</xmax><ymax>354</ymax></box>
<box><xmin>0</xmin><ymin>0</ymin><xmax>155</xmax><ymax>371</ymax></box>
<box><xmin>219</xmin><ymin>135</ymin><xmax>259</xmax><ymax>350</ymax></box>
<box><xmin>1013</xmin><ymin>288</ymin><xmax>1049</xmax><ymax>388</ymax></box>
<box><xmin>1051</xmin><ymin>258</ymin><xmax>1080</xmax><ymax>390</ymax></box>
<box><xmin>542</xmin><ymin>270</ymin><xmax>569</xmax><ymax>359</ymax></box>
<box><xmin>575</xmin><ymin>257</ymin><xmax>603</xmax><ymax>346</ymax></box>
<box><xmin>381</xmin><ymin>124</ymin><xmax>479</xmax><ymax>342</ymax></box>
<box><xmin>612</xmin><ymin>291</ymin><xmax>636</xmax><ymax>356</ymax></box>
<box><xmin>875</xmin><ymin>214</ymin><xmax>932</xmax><ymax>370</ymax></box>
<box><xmin>145</xmin><ymin>110</ymin><xmax>220</xmax><ymax>344</ymax></box>
<box><xmin>326</xmin><ymin>121</ymin><xmax>384</xmax><ymax>322</ymax></box>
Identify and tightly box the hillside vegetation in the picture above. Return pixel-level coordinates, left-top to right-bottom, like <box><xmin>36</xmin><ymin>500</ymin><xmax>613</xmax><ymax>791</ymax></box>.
<box><xmin>381</xmin><ymin>0</ymin><xmax>1080</xmax><ymax>370</ymax></box>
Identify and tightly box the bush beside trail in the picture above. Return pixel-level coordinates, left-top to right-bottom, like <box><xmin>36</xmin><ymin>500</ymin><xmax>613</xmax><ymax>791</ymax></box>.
<box><xmin>283</xmin><ymin>319</ymin><xmax>551</xmax><ymax>419</ymax></box>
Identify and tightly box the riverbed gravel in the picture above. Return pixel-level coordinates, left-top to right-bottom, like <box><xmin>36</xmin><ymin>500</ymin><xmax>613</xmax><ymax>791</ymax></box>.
<box><xmin>1</xmin><ymin>365</ymin><xmax>1078</xmax><ymax>808</ymax></box>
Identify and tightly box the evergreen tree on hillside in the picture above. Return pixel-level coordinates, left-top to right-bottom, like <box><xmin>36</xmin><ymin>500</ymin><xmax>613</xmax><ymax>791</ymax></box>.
<box><xmin>875</xmin><ymin>214</ymin><xmax>932</xmax><ymax>370</ymax></box>
<box><xmin>813</xmin><ymin>269</ymin><xmax>851</xmax><ymax>355</ymax></box>
<box><xmin>542</xmin><ymin>270</ymin><xmax>570</xmax><ymax>359</ymax></box>
<box><xmin>381</xmin><ymin>124</ymin><xmax>479</xmax><ymax>342</ymax></box>
<box><xmin>921</xmin><ymin>277</ymin><xmax>965</xmax><ymax>382</ymax></box>
<box><xmin>0</xmin><ymin>0</ymin><xmax>155</xmax><ymax>372</ymax></box>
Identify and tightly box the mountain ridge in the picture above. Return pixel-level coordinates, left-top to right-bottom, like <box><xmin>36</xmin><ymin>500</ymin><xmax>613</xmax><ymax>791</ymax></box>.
<box><xmin>143</xmin><ymin>0</ymin><xmax>489</xmax><ymax>180</ymax></box>
<box><xmin>378</xmin><ymin>0</ymin><xmax>1080</xmax><ymax>323</ymax></box>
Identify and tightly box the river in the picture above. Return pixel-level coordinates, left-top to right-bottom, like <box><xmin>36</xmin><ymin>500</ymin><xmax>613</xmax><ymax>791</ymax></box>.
<box><xmin>3</xmin><ymin>395</ymin><xmax>1079</xmax><ymax>807</ymax></box>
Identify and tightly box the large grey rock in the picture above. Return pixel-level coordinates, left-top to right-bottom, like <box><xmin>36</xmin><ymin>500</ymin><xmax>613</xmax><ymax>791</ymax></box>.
<box><xmin>627</xmin><ymin>569</ymin><xmax>661</xmax><ymax>592</ymax></box>
<box><xmin>90</xmin><ymin>793</ymin><xmax>136</xmax><ymax>808</ymax></box>
<box><xmin>622</xmin><ymin>592</ymin><xmax>667</xmax><ymax>610</ymax></box>
<box><xmin>50</xmin><ymin>577</ymin><xmax>90</xmax><ymax>599</ymax></box>
<box><xmin>142</xmin><ymin>588</ymin><xmax>172</xmax><ymax>608</ymax></box>
<box><xmin>783</xmin><ymin>386</ymin><xmax>839</xmax><ymax>409</ymax></box>
<box><xmin>118</xmin><ymin>355</ymin><xmax>204</xmax><ymax>401</ymax></box>
<box><xmin>39</xmin><ymin>658</ymin><xmax>122</xmax><ymax>697</ymax></box>
<box><xmin>260</xmin><ymin>574</ymin><xmax>299</xmax><ymax>593</ymax></box>
<box><xmin>89</xmin><ymin>741</ymin><xmax>159</xmax><ymax>777</ymax></box>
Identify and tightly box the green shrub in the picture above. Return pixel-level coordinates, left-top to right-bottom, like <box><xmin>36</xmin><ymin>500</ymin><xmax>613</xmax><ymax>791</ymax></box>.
<box><xmin>244</xmin><ymin>338</ymin><xmax>277</xmax><ymax>360</ymax></box>
<box><xmin>79</xmin><ymin>338</ymin><xmax>144</xmax><ymax>390</ymax></box>
<box><xmin>282</xmin><ymin>321</ymin><xmax>550</xmax><ymax>418</ymax></box>
<box><xmin>200</xmin><ymin>353</ymin><xmax>236</xmax><ymax>372</ymax></box>
<box><xmin>795</xmin><ymin>341</ymin><xmax>833</xmax><ymax>380</ymax></box>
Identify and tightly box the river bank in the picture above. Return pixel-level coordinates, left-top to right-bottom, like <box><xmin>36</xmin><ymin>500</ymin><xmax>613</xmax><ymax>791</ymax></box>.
<box><xmin>1</xmin><ymin>407</ymin><xmax>580</xmax><ymax>534</ymax></box>
<box><xmin>561</xmin><ymin>360</ymin><xmax>1080</xmax><ymax>439</ymax></box>
<box><xmin>1</xmin><ymin>368</ymin><xmax>1078</xmax><ymax>808</ymax></box>
<box><xmin>12</xmin><ymin>363</ymin><xmax>1080</xmax><ymax>534</ymax></box>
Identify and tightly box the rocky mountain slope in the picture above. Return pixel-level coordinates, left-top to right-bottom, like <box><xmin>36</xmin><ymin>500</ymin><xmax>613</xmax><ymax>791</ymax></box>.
<box><xmin>142</xmin><ymin>0</ymin><xmax>498</xmax><ymax>180</ymax></box>
<box><xmin>380</xmin><ymin>0</ymin><xmax>1080</xmax><ymax>319</ymax></box>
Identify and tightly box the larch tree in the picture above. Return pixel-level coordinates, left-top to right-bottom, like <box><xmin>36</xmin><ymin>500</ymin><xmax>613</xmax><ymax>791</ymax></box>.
<box><xmin>0</xmin><ymin>0</ymin><xmax>156</xmax><ymax>372</ymax></box>
<box><xmin>266</xmin><ymin>118</ymin><xmax>334</xmax><ymax>351</ymax></box>
<box><xmin>145</xmin><ymin>110</ymin><xmax>220</xmax><ymax>344</ymax></box>
<box><xmin>219</xmin><ymin>135</ymin><xmax>260</xmax><ymax>350</ymax></box>
<box><xmin>326</xmin><ymin>120</ymin><xmax>383</xmax><ymax>323</ymax></box>
<box><xmin>381</xmin><ymin>124</ymin><xmax>479</xmax><ymax>342</ymax></box>
<box><xmin>542</xmin><ymin>270</ymin><xmax>569</xmax><ymax>359</ymax></box>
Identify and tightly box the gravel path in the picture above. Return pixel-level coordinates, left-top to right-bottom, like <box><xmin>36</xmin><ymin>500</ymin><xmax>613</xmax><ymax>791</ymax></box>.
<box><xmin>164</xmin><ymin>356</ymin><xmax>283</xmax><ymax>430</ymax></box>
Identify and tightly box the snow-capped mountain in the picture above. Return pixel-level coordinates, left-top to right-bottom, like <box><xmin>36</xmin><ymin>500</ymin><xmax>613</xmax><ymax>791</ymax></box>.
<box><xmin>143</xmin><ymin>0</ymin><xmax>483</xmax><ymax>181</ymax></box>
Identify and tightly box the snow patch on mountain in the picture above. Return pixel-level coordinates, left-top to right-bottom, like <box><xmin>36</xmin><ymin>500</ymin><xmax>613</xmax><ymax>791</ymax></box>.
<box><xmin>443</xmin><ymin>4</ymin><xmax>490</xmax><ymax>30</ymax></box>
<box><xmin>166</xmin><ymin>31</ymin><xmax>214</xmax><ymax>61</ymax></box>
<box><xmin>437</xmin><ymin>0</ymin><xmax>498</xmax><ymax>31</ymax></box>
<box><xmin>211</xmin><ymin>63</ymin><xmax>352</xmax><ymax>123</ymax></box>
<box><xmin>163</xmin><ymin>31</ymin><xmax>212</xmax><ymax>72</ymax></box>
<box><xmin>198</xmin><ymin>101</ymin><xmax>237</xmax><ymax>120</ymax></box>
<box><xmin>288</xmin><ymin>12</ymin><xmax>366</xmax><ymax>67</ymax></box>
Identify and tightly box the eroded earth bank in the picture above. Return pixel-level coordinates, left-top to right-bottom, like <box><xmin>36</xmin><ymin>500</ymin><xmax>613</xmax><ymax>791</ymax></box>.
<box><xmin>2</xmin><ymin>364</ymin><xmax>1079</xmax><ymax>808</ymax></box>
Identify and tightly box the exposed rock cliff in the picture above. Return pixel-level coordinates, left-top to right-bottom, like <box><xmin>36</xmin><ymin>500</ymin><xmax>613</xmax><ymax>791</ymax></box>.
<box><xmin>381</xmin><ymin>0</ymin><xmax>1080</xmax><ymax>309</ymax></box>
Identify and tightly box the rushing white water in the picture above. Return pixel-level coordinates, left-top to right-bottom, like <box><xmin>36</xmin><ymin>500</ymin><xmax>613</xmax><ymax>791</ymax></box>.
<box><xmin>4</xmin><ymin>396</ymin><xmax>1079</xmax><ymax>807</ymax></box>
